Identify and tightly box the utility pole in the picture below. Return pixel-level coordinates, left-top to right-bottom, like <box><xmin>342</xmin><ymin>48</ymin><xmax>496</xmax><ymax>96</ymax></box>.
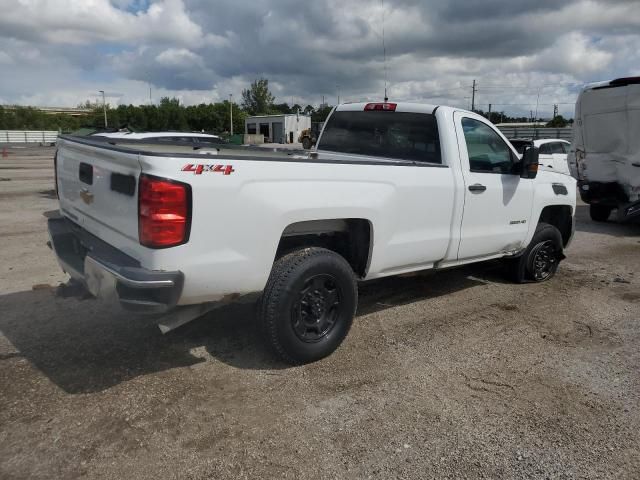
<box><xmin>99</xmin><ymin>90</ymin><xmax>107</xmax><ymax>128</ymax></box>
<box><xmin>553</xmin><ymin>103</ymin><xmax>558</xmax><ymax>118</ymax></box>
<box><xmin>149</xmin><ymin>84</ymin><xmax>152</xmax><ymax>105</ymax></box>
<box><xmin>488</xmin><ymin>103</ymin><xmax>492</xmax><ymax>122</ymax></box>
<box><xmin>229</xmin><ymin>94</ymin><xmax>233</xmax><ymax>136</ymax></box>
<box><xmin>471</xmin><ymin>79</ymin><xmax>477</xmax><ymax>112</ymax></box>
<box><xmin>337</xmin><ymin>84</ymin><xmax>340</xmax><ymax>105</ymax></box>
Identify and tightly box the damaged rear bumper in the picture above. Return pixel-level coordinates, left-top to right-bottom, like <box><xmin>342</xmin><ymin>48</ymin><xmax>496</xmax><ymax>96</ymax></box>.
<box><xmin>47</xmin><ymin>211</ymin><xmax>183</xmax><ymax>314</ymax></box>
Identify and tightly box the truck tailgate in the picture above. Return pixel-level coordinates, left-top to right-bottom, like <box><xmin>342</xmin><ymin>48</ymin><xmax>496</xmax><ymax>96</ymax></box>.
<box><xmin>56</xmin><ymin>138</ymin><xmax>142</xmax><ymax>252</ymax></box>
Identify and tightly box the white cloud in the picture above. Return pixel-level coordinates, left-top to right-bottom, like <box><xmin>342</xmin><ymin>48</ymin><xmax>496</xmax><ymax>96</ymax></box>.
<box><xmin>0</xmin><ymin>0</ymin><xmax>639</xmax><ymax>119</ymax></box>
<box><xmin>155</xmin><ymin>48</ymin><xmax>203</xmax><ymax>67</ymax></box>
<box><xmin>0</xmin><ymin>0</ymin><xmax>224</xmax><ymax>48</ymax></box>
<box><xmin>511</xmin><ymin>33</ymin><xmax>612</xmax><ymax>76</ymax></box>
<box><xmin>0</xmin><ymin>51</ymin><xmax>13</xmax><ymax>64</ymax></box>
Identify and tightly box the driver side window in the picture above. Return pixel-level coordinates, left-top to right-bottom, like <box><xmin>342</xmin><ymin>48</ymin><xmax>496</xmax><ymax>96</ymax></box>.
<box><xmin>461</xmin><ymin>118</ymin><xmax>515</xmax><ymax>174</ymax></box>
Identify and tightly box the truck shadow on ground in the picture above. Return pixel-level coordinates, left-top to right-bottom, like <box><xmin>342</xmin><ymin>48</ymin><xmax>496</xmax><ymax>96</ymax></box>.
<box><xmin>0</xmin><ymin>265</ymin><xmax>496</xmax><ymax>394</ymax></box>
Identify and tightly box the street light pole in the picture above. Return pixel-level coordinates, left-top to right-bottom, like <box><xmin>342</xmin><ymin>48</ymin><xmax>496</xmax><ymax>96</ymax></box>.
<box><xmin>99</xmin><ymin>90</ymin><xmax>107</xmax><ymax>128</ymax></box>
<box><xmin>229</xmin><ymin>94</ymin><xmax>233</xmax><ymax>136</ymax></box>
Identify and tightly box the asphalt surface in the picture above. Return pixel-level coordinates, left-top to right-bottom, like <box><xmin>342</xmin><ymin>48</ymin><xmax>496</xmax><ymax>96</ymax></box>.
<box><xmin>1</xmin><ymin>145</ymin><xmax>639</xmax><ymax>479</ymax></box>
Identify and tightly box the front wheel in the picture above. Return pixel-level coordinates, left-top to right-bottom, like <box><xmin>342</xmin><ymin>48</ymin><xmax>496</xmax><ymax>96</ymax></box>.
<box><xmin>258</xmin><ymin>248</ymin><xmax>357</xmax><ymax>364</ymax></box>
<box><xmin>505</xmin><ymin>222</ymin><xmax>564</xmax><ymax>283</ymax></box>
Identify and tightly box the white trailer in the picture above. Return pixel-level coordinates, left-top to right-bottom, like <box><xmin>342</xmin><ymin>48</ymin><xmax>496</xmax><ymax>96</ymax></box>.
<box><xmin>569</xmin><ymin>77</ymin><xmax>640</xmax><ymax>222</ymax></box>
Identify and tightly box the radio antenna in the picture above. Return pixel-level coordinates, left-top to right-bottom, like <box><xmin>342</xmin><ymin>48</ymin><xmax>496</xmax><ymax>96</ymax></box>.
<box><xmin>382</xmin><ymin>0</ymin><xmax>388</xmax><ymax>102</ymax></box>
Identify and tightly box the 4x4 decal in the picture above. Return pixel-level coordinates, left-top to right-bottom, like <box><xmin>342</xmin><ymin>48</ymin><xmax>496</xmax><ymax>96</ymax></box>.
<box><xmin>182</xmin><ymin>164</ymin><xmax>235</xmax><ymax>175</ymax></box>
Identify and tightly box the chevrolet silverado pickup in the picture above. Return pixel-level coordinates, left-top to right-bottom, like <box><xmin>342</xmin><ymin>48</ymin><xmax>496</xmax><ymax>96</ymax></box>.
<box><xmin>48</xmin><ymin>102</ymin><xmax>576</xmax><ymax>363</ymax></box>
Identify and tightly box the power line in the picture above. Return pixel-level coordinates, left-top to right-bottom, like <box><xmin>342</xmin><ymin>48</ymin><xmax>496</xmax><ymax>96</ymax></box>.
<box><xmin>488</xmin><ymin>102</ymin><xmax>575</xmax><ymax>106</ymax></box>
<box><xmin>475</xmin><ymin>82</ymin><xmax>582</xmax><ymax>89</ymax></box>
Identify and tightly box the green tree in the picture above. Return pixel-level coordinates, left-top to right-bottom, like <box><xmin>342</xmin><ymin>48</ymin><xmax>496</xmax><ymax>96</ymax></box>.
<box><xmin>241</xmin><ymin>78</ymin><xmax>275</xmax><ymax>115</ymax></box>
<box><xmin>546</xmin><ymin>115</ymin><xmax>569</xmax><ymax>128</ymax></box>
<box><xmin>303</xmin><ymin>105</ymin><xmax>315</xmax><ymax>116</ymax></box>
<box><xmin>272</xmin><ymin>102</ymin><xmax>291</xmax><ymax>114</ymax></box>
<box><xmin>312</xmin><ymin>104</ymin><xmax>334</xmax><ymax>122</ymax></box>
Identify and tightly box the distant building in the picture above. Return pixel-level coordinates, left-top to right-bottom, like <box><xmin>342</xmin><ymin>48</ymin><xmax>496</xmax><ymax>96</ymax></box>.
<box><xmin>245</xmin><ymin>114</ymin><xmax>311</xmax><ymax>144</ymax></box>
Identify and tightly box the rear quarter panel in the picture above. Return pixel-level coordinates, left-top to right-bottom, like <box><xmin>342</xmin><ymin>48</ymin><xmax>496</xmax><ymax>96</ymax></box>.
<box><xmin>139</xmin><ymin>155</ymin><xmax>456</xmax><ymax>305</ymax></box>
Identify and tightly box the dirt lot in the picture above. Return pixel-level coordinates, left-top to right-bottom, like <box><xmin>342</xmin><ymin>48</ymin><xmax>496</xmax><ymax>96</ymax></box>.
<box><xmin>1</xmin><ymin>145</ymin><xmax>639</xmax><ymax>479</ymax></box>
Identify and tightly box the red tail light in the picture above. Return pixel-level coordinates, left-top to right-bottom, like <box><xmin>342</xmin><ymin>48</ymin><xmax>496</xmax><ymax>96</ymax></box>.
<box><xmin>139</xmin><ymin>174</ymin><xmax>191</xmax><ymax>248</ymax></box>
<box><xmin>364</xmin><ymin>102</ymin><xmax>397</xmax><ymax>111</ymax></box>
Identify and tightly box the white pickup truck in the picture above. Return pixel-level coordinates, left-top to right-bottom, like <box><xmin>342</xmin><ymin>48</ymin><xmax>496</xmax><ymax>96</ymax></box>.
<box><xmin>49</xmin><ymin>102</ymin><xmax>576</xmax><ymax>363</ymax></box>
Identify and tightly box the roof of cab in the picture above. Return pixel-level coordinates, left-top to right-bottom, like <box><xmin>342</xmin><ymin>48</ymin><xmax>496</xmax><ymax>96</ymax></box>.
<box><xmin>335</xmin><ymin>102</ymin><xmax>440</xmax><ymax>114</ymax></box>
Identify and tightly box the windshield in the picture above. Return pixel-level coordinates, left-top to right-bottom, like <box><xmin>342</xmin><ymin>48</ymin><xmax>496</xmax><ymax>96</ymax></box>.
<box><xmin>319</xmin><ymin>110</ymin><xmax>441</xmax><ymax>163</ymax></box>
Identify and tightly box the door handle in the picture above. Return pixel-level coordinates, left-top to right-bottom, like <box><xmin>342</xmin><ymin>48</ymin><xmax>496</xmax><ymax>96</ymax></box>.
<box><xmin>468</xmin><ymin>184</ymin><xmax>486</xmax><ymax>192</ymax></box>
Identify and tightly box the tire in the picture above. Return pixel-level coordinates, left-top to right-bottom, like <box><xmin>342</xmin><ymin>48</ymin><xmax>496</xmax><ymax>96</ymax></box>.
<box><xmin>505</xmin><ymin>222</ymin><xmax>564</xmax><ymax>283</ymax></box>
<box><xmin>590</xmin><ymin>204</ymin><xmax>612</xmax><ymax>222</ymax></box>
<box><xmin>258</xmin><ymin>247</ymin><xmax>357</xmax><ymax>364</ymax></box>
<box><xmin>302</xmin><ymin>137</ymin><xmax>312</xmax><ymax>149</ymax></box>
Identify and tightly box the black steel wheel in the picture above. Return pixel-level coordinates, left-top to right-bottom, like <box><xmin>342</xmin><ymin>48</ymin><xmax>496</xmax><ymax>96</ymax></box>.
<box><xmin>527</xmin><ymin>240</ymin><xmax>558</xmax><ymax>281</ymax></box>
<box><xmin>259</xmin><ymin>248</ymin><xmax>357</xmax><ymax>364</ymax></box>
<box><xmin>504</xmin><ymin>222</ymin><xmax>564</xmax><ymax>283</ymax></box>
<box><xmin>292</xmin><ymin>273</ymin><xmax>343</xmax><ymax>342</ymax></box>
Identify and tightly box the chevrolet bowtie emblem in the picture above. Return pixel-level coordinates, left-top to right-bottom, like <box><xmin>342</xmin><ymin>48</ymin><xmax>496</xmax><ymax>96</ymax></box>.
<box><xmin>80</xmin><ymin>188</ymin><xmax>94</xmax><ymax>205</ymax></box>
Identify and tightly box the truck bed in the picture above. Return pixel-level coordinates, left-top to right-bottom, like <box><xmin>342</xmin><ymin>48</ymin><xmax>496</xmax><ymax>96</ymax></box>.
<box><xmin>73</xmin><ymin>135</ymin><xmax>312</xmax><ymax>160</ymax></box>
<box><xmin>54</xmin><ymin>134</ymin><xmax>456</xmax><ymax>307</ymax></box>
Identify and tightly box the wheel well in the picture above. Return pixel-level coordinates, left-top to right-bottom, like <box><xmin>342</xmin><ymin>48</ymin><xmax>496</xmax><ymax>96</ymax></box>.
<box><xmin>539</xmin><ymin>205</ymin><xmax>573</xmax><ymax>246</ymax></box>
<box><xmin>276</xmin><ymin>219</ymin><xmax>372</xmax><ymax>277</ymax></box>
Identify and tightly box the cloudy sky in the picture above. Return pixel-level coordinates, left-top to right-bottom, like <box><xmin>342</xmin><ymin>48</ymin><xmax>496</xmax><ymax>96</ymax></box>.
<box><xmin>1</xmin><ymin>0</ymin><xmax>639</xmax><ymax>117</ymax></box>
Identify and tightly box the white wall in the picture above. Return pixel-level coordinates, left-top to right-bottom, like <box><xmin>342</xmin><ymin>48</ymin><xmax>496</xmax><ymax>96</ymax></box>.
<box><xmin>245</xmin><ymin>115</ymin><xmax>311</xmax><ymax>143</ymax></box>
<box><xmin>0</xmin><ymin>130</ymin><xmax>58</xmax><ymax>143</ymax></box>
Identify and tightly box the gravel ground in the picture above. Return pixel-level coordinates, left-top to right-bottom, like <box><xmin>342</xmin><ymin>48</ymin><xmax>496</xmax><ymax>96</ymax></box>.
<box><xmin>1</xmin><ymin>146</ymin><xmax>639</xmax><ymax>479</ymax></box>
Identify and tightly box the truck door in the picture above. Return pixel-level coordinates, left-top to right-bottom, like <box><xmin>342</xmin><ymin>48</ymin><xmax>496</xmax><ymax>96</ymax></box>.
<box><xmin>454</xmin><ymin>113</ymin><xmax>534</xmax><ymax>260</ymax></box>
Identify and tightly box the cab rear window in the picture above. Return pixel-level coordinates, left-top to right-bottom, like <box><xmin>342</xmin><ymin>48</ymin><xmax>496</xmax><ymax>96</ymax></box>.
<box><xmin>320</xmin><ymin>111</ymin><xmax>441</xmax><ymax>164</ymax></box>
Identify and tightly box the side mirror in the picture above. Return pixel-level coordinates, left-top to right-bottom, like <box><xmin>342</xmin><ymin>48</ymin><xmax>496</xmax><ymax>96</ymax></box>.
<box><xmin>521</xmin><ymin>145</ymin><xmax>539</xmax><ymax>179</ymax></box>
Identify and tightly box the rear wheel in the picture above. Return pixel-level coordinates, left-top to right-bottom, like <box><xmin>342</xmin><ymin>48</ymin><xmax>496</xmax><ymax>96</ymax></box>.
<box><xmin>302</xmin><ymin>137</ymin><xmax>312</xmax><ymax>149</ymax></box>
<box><xmin>590</xmin><ymin>204</ymin><xmax>612</xmax><ymax>222</ymax></box>
<box><xmin>505</xmin><ymin>222</ymin><xmax>564</xmax><ymax>283</ymax></box>
<box><xmin>258</xmin><ymin>248</ymin><xmax>357</xmax><ymax>364</ymax></box>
